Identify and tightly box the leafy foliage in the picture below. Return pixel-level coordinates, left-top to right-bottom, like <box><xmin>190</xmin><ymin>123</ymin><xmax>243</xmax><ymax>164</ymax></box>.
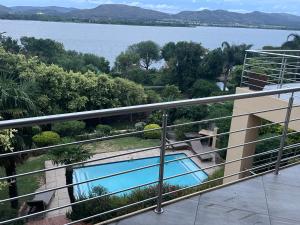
<box><xmin>161</xmin><ymin>85</ymin><xmax>181</xmax><ymax>101</ymax></box>
<box><xmin>206</xmin><ymin>103</ymin><xmax>233</xmax><ymax>158</ymax></box>
<box><xmin>173</xmin><ymin>118</ymin><xmax>197</xmax><ymax>140</ymax></box>
<box><xmin>96</xmin><ymin>124</ymin><xmax>112</xmax><ymax>136</ymax></box>
<box><xmin>190</xmin><ymin>79</ymin><xmax>220</xmax><ymax>98</ymax></box>
<box><xmin>134</xmin><ymin>122</ymin><xmax>146</xmax><ymax>131</ymax></box>
<box><xmin>0</xmin><ymin>74</ymin><xmax>36</xmax><ymax>119</ymax></box>
<box><xmin>0</xmin><ymin>47</ymin><xmax>147</xmax><ymax>115</ymax></box>
<box><xmin>145</xmin><ymin>89</ymin><xmax>162</xmax><ymax>103</ymax></box>
<box><xmin>162</xmin><ymin>41</ymin><xmax>206</xmax><ymax>91</ymax></box>
<box><xmin>282</xmin><ymin>34</ymin><xmax>300</xmax><ymax>49</ymax></box>
<box><xmin>144</xmin><ymin>124</ymin><xmax>161</xmax><ymax>139</ymax></box>
<box><xmin>171</xmin><ymin>105</ymin><xmax>208</xmax><ymax>123</ymax></box>
<box><xmin>128</xmin><ymin>41</ymin><xmax>160</xmax><ymax>70</ymax></box>
<box><xmin>52</xmin><ymin>121</ymin><xmax>86</xmax><ymax>137</ymax></box>
<box><xmin>68</xmin><ymin>184</ymin><xmax>187</xmax><ymax>224</ymax></box>
<box><xmin>20</xmin><ymin>37</ymin><xmax>110</xmax><ymax>73</ymax></box>
<box><xmin>32</xmin><ymin>131</ymin><xmax>60</xmax><ymax>147</ymax></box>
<box><xmin>49</xmin><ymin>138</ymin><xmax>92</xmax><ymax>166</ymax></box>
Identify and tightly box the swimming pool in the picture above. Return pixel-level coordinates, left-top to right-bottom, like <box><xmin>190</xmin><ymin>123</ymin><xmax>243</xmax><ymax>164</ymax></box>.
<box><xmin>73</xmin><ymin>153</ymin><xmax>208</xmax><ymax>197</ymax></box>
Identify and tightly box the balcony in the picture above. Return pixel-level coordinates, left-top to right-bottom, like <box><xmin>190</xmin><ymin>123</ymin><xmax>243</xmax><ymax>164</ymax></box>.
<box><xmin>110</xmin><ymin>164</ymin><xmax>300</xmax><ymax>225</ymax></box>
<box><xmin>0</xmin><ymin>58</ymin><xmax>300</xmax><ymax>225</ymax></box>
<box><xmin>241</xmin><ymin>49</ymin><xmax>300</xmax><ymax>102</ymax></box>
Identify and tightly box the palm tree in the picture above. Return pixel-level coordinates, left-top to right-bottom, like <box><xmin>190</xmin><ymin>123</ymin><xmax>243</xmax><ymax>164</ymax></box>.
<box><xmin>0</xmin><ymin>74</ymin><xmax>36</xmax><ymax>209</ymax></box>
<box><xmin>221</xmin><ymin>42</ymin><xmax>252</xmax><ymax>91</ymax></box>
<box><xmin>221</xmin><ymin>42</ymin><xmax>235</xmax><ymax>91</ymax></box>
<box><xmin>282</xmin><ymin>33</ymin><xmax>300</xmax><ymax>50</ymax></box>
<box><xmin>49</xmin><ymin>138</ymin><xmax>92</xmax><ymax>203</ymax></box>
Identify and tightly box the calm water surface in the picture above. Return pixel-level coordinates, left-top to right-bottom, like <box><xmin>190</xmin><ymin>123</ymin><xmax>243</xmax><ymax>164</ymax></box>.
<box><xmin>1</xmin><ymin>19</ymin><xmax>299</xmax><ymax>64</ymax></box>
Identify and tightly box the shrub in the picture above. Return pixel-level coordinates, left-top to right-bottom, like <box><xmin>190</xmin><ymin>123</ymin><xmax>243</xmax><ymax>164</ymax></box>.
<box><xmin>96</xmin><ymin>124</ymin><xmax>112</xmax><ymax>136</ymax></box>
<box><xmin>147</xmin><ymin>111</ymin><xmax>162</xmax><ymax>124</ymax></box>
<box><xmin>68</xmin><ymin>184</ymin><xmax>185</xmax><ymax>224</ymax></box>
<box><xmin>32</xmin><ymin>125</ymin><xmax>42</xmax><ymax>135</ymax></box>
<box><xmin>135</xmin><ymin>122</ymin><xmax>146</xmax><ymax>131</ymax></box>
<box><xmin>52</xmin><ymin>121</ymin><xmax>86</xmax><ymax>136</ymax></box>
<box><xmin>189</xmin><ymin>79</ymin><xmax>220</xmax><ymax>98</ymax></box>
<box><xmin>144</xmin><ymin>124</ymin><xmax>161</xmax><ymax>139</ymax></box>
<box><xmin>32</xmin><ymin>131</ymin><xmax>60</xmax><ymax>147</ymax></box>
<box><xmin>161</xmin><ymin>85</ymin><xmax>181</xmax><ymax>101</ymax></box>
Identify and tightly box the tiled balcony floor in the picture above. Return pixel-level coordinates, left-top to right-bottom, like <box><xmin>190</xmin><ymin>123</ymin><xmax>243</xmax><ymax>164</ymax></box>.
<box><xmin>111</xmin><ymin>164</ymin><xmax>300</xmax><ymax>225</ymax></box>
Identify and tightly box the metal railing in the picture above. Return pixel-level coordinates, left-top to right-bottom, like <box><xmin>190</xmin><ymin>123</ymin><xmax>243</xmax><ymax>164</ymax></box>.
<box><xmin>241</xmin><ymin>50</ymin><xmax>300</xmax><ymax>93</ymax></box>
<box><xmin>0</xmin><ymin>87</ymin><xmax>300</xmax><ymax>225</ymax></box>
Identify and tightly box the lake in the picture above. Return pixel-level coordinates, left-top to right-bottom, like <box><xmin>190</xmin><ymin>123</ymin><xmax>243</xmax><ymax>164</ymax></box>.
<box><xmin>1</xmin><ymin>19</ymin><xmax>299</xmax><ymax>65</ymax></box>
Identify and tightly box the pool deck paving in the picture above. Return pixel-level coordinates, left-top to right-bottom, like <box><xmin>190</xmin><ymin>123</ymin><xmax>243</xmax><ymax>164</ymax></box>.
<box><xmin>110</xmin><ymin>164</ymin><xmax>300</xmax><ymax>225</ymax></box>
<box><xmin>44</xmin><ymin>148</ymin><xmax>218</xmax><ymax>218</ymax></box>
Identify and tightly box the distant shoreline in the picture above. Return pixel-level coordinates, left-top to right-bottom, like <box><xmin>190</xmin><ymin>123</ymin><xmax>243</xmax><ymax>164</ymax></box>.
<box><xmin>1</xmin><ymin>17</ymin><xmax>300</xmax><ymax>31</ymax></box>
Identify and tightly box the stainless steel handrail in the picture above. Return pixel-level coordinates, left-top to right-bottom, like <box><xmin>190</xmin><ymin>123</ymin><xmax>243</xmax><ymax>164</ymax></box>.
<box><xmin>1</xmin><ymin>87</ymin><xmax>300</xmax><ymax>129</ymax></box>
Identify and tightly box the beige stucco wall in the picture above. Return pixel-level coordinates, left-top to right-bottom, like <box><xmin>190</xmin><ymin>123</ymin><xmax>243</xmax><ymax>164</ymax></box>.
<box><xmin>224</xmin><ymin>87</ymin><xmax>300</xmax><ymax>183</ymax></box>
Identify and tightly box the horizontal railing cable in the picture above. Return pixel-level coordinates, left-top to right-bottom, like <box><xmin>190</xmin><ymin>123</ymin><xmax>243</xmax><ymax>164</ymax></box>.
<box><xmin>2</xmin><ymin>116</ymin><xmax>295</xmax><ymax>182</ymax></box>
<box><xmin>1</xmin><ymin>134</ymin><xmax>293</xmax><ymax>209</ymax></box>
<box><xmin>0</xmin><ymin>105</ymin><xmax>291</xmax><ymax>159</ymax></box>
<box><xmin>1</xmin><ymin>142</ymin><xmax>299</xmax><ymax>224</ymax></box>
<box><xmin>1</xmin><ymin>126</ymin><xmax>292</xmax><ymax>204</ymax></box>
<box><xmin>66</xmin><ymin>154</ymin><xmax>300</xmax><ymax>225</ymax></box>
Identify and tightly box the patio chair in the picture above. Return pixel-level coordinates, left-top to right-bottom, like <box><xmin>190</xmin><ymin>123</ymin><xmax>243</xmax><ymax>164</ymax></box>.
<box><xmin>190</xmin><ymin>140</ymin><xmax>214</xmax><ymax>161</ymax></box>
<box><xmin>27</xmin><ymin>190</ymin><xmax>55</xmax><ymax>215</ymax></box>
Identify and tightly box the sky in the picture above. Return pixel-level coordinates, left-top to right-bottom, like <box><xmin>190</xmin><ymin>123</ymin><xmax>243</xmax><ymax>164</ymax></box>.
<box><xmin>1</xmin><ymin>0</ymin><xmax>300</xmax><ymax>15</ymax></box>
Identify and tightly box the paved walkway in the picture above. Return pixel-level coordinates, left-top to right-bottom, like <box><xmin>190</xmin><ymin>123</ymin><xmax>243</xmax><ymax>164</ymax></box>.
<box><xmin>45</xmin><ymin>161</ymin><xmax>71</xmax><ymax>218</ymax></box>
<box><xmin>27</xmin><ymin>215</ymin><xmax>69</xmax><ymax>225</ymax></box>
<box><xmin>111</xmin><ymin>164</ymin><xmax>300</xmax><ymax>225</ymax></box>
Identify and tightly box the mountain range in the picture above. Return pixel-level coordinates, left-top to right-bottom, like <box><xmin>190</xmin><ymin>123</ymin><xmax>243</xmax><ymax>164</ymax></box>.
<box><xmin>1</xmin><ymin>4</ymin><xmax>300</xmax><ymax>29</ymax></box>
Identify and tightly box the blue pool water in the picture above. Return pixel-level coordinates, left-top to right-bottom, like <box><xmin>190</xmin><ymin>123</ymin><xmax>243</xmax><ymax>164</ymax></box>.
<box><xmin>73</xmin><ymin>153</ymin><xmax>208</xmax><ymax>197</ymax></box>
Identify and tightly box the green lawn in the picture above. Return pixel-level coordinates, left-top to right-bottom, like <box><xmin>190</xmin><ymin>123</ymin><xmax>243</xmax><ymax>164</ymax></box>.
<box><xmin>0</xmin><ymin>155</ymin><xmax>48</xmax><ymax>219</ymax></box>
<box><xmin>88</xmin><ymin>137</ymin><xmax>161</xmax><ymax>153</ymax></box>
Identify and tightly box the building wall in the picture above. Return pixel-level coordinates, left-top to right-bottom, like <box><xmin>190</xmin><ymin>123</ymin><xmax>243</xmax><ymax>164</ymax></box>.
<box><xmin>223</xmin><ymin>87</ymin><xmax>300</xmax><ymax>183</ymax></box>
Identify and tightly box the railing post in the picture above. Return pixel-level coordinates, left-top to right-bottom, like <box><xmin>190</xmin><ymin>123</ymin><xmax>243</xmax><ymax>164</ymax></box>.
<box><xmin>275</xmin><ymin>93</ymin><xmax>294</xmax><ymax>175</ymax></box>
<box><xmin>278</xmin><ymin>53</ymin><xmax>287</xmax><ymax>98</ymax></box>
<box><xmin>155</xmin><ymin>111</ymin><xmax>168</xmax><ymax>214</ymax></box>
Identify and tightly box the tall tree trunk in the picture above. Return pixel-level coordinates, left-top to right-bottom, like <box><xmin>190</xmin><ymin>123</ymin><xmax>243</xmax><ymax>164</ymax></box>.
<box><xmin>66</xmin><ymin>167</ymin><xmax>76</xmax><ymax>203</ymax></box>
<box><xmin>5</xmin><ymin>158</ymin><xmax>18</xmax><ymax>209</ymax></box>
<box><xmin>223</xmin><ymin>68</ymin><xmax>230</xmax><ymax>92</ymax></box>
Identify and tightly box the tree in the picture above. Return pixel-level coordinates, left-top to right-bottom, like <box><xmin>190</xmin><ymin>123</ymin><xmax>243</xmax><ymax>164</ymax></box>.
<box><xmin>49</xmin><ymin>138</ymin><xmax>92</xmax><ymax>203</ymax></box>
<box><xmin>161</xmin><ymin>42</ymin><xmax>176</xmax><ymax>63</ymax></box>
<box><xmin>199</xmin><ymin>48</ymin><xmax>224</xmax><ymax>80</ymax></box>
<box><xmin>162</xmin><ymin>41</ymin><xmax>206</xmax><ymax>90</ymax></box>
<box><xmin>189</xmin><ymin>79</ymin><xmax>220</xmax><ymax>98</ymax></box>
<box><xmin>145</xmin><ymin>89</ymin><xmax>162</xmax><ymax>103</ymax></box>
<box><xmin>228</xmin><ymin>65</ymin><xmax>243</xmax><ymax>90</ymax></box>
<box><xmin>0</xmin><ymin>75</ymin><xmax>36</xmax><ymax>209</ymax></box>
<box><xmin>0</xmin><ymin>34</ymin><xmax>21</xmax><ymax>54</ymax></box>
<box><xmin>19</xmin><ymin>37</ymin><xmax>110</xmax><ymax>74</ymax></box>
<box><xmin>21</xmin><ymin>37</ymin><xmax>65</xmax><ymax>64</ymax></box>
<box><xmin>161</xmin><ymin>85</ymin><xmax>181</xmax><ymax>101</ymax></box>
<box><xmin>221</xmin><ymin>42</ymin><xmax>252</xmax><ymax>91</ymax></box>
<box><xmin>206</xmin><ymin>103</ymin><xmax>233</xmax><ymax>158</ymax></box>
<box><xmin>128</xmin><ymin>41</ymin><xmax>160</xmax><ymax>70</ymax></box>
<box><xmin>113</xmin><ymin>51</ymin><xmax>139</xmax><ymax>76</ymax></box>
<box><xmin>170</xmin><ymin>105</ymin><xmax>208</xmax><ymax>124</ymax></box>
<box><xmin>282</xmin><ymin>33</ymin><xmax>300</xmax><ymax>49</ymax></box>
